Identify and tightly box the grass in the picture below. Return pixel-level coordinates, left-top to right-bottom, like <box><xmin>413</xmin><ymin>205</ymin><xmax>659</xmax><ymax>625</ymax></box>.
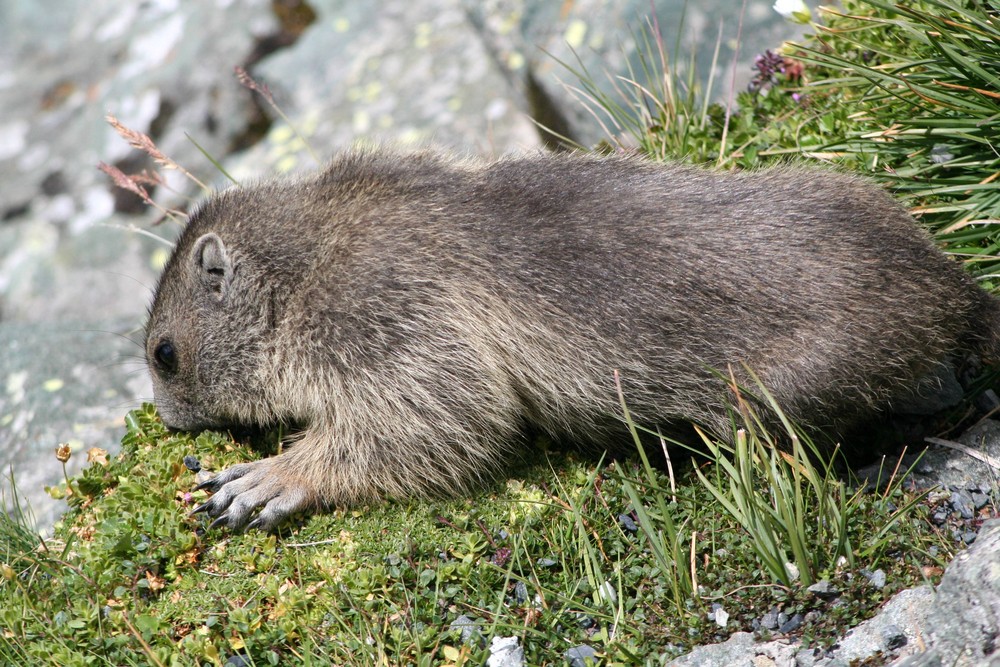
<box><xmin>792</xmin><ymin>0</ymin><xmax>1000</xmax><ymax>281</ymax></box>
<box><xmin>0</xmin><ymin>402</ymin><xmax>962</xmax><ymax>665</ymax></box>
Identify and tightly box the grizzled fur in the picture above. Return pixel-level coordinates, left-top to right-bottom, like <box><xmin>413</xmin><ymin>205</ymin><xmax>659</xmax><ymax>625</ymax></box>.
<box><xmin>145</xmin><ymin>149</ymin><xmax>1000</xmax><ymax>530</ymax></box>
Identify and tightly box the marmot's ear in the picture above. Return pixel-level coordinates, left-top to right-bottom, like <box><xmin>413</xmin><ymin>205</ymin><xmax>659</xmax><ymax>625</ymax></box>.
<box><xmin>190</xmin><ymin>233</ymin><xmax>233</xmax><ymax>301</ymax></box>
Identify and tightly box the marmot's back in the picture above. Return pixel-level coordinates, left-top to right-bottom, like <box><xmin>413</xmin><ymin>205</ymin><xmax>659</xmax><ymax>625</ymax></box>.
<box><xmin>144</xmin><ymin>148</ymin><xmax>1000</xmax><ymax>531</ymax></box>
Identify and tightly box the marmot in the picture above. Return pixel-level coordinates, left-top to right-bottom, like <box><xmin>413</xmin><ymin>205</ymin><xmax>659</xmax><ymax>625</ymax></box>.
<box><xmin>144</xmin><ymin>148</ymin><xmax>1000</xmax><ymax>530</ymax></box>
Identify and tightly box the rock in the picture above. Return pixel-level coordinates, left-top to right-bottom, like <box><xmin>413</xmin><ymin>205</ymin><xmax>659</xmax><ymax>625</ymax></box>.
<box><xmin>462</xmin><ymin>0</ymin><xmax>807</xmax><ymax>149</ymax></box>
<box><xmin>450</xmin><ymin>614</ymin><xmax>483</xmax><ymax>647</ymax></box>
<box><xmin>0</xmin><ymin>0</ymin><xmax>280</xmax><ymax>530</ymax></box>
<box><xmin>907</xmin><ymin>519</ymin><xmax>1000</xmax><ymax>666</ymax></box>
<box><xmin>671</xmin><ymin>631</ymin><xmax>799</xmax><ymax>667</ymax></box>
<box><xmin>807</xmin><ymin>580</ymin><xmax>838</xmax><ymax>597</ymax></box>
<box><xmin>0</xmin><ymin>321</ymin><xmax>152</xmax><ymax>530</ymax></box>
<box><xmin>949</xmin><ymin>491</ymin><xmax>975</xmax><ymax>520</ymax></box>
<box><xmin>860</xmin><ymin>569</ymin><xmax>887</xmax><ymax>589</ymax></box>
<box><xmin>565</xmin><ymin>644</ymin><xmax>598</xmax><ymax>667</ymax></box>
<box><xmin>778</xmin><ymin>613</ymin><xmax>804</xmax><ymax>634</ymax></box>
<box><xmin>486</xmin><ymin>635</ymin><xmax>525</xmax><ymax>667</ymax></box>
<box><xmin>881</xmin><ymin>624</ymin><xmax>907</xmax><ymax>651</ymax></box>
<box><xmin>513</xmin><ymin>580</ymin><xmax>528</xmax><ymax>604</ymax></box>
<box><xmin>910</xmin><ymin>420</ymin><xmax>1000</xmax><ymax>491</ymax></box>
<box><xmin>618</xmin><ymin>513</ymin><xmax>638</xmax><ymax>533</ymax></box>
<box><xmin>810</xmin><ymin>586</ymin><xmax>933</xmax><ymax>665</ymax></box>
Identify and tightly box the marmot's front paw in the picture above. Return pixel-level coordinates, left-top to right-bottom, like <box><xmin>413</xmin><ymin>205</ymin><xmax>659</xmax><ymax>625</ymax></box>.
<box><xmin>193</xmin><ymin>459</ymin><xmax>317</xmax><ymax>531</ymax></box>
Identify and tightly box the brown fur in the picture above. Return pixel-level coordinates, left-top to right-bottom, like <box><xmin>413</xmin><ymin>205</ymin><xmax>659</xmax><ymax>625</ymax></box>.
<box><xmin>145</xmin><ymin>148</ymin><xmax>1000</xmax><ymax>530</ymax></box>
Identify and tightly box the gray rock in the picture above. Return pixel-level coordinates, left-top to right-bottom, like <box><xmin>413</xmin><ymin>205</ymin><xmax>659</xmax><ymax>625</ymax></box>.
<box><xmin>812</xmin><ymin>586</ymin><xmax>933</xmax><ymax>665</ymax></box>
<box><xmin>618</xmin><ymin>512</ymin><xmax>638</xmax><ymax>533</ymax></box>
<box><xmin>881</xmin><ymin>624</ymin><xmax>907</xmax><ymax>651</ymax></box>
<box><xmin>761</xmin><ymin>608</ymin><xmax>780</xmax><ymax>630</ymax></box>
<box><xmin>778</xmin><ymin>613</ymin><xmax>804</xmax><ymax>634</ymax></box>
<box><xmin>565</xmin><ymin>644</ymin><xmax>598</xmax><ymax>667</ymax></box>
<box><xmin>513</xmin><ymin>580</ymin><xmax>528</xmax><ymax>604</ymax></box>
<box><xmin>0</xmin><ymin>0</ymin><xmax>278</xmax><ymax>529</ymax></box>
<box><xmin>912</xmin><ymin>420</ymin><xmax>1000</xmax><ymax>491</ymax></box>
<box><xmin>861</xmin><ymin>568</ymin><xmax>887</xmax><ymax>589</ymax></box>
<box><xmin>949</xmin><ymin>490</ymin><xmax>975</xmax><ymax>520</ymax></box>
<box><xmin>910</xmin><ymin>519</ymin><xmax>1000</xmax><ymax>666</ymax></box>
<box><xmin>671</xmin><ymin>631</ymin><xmax>799</xmax><ymax>667</ymax></box>
<box><xmin>971</xmin><ymin>492</ymin><xmax>990</xmax><ymax>509</ymax></box>
<box><xmin>462</xmin><ymin>0</ymin><xmax>806</xmax><ymax>148</ymax></box>
<box><xmin>0</xmin><ymin>320</ymin><xmax>152</xmax><ymax>530</ymax></box>
<box><xmin>807</xmin><ymin>580</ymin><xmax>838</xmax><ymax>597</ymax></box>
<box><xmin>450</xmin><ymin>614</ymin><xmax>483</xmax><ymax>647</ymax></box>
<box><xmin>486</xmin><ymin>635</ymin><xmax>525</xmax><ymax>667</ymax></box>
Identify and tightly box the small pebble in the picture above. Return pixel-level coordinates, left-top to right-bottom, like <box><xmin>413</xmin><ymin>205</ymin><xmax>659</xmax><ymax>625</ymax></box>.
<box><xmin>950</xmin><ymin>491</ymin><xmax>975</xmax><ymax>519</ymax></box>
<box><xmin>565</xmin><ymin>645</ymin><xmax>598</xmax><ymax>667</ymax></box>
<box><xmin>450</xmin><ymin>615</ymin><xmax>483</xmax><ymax>647</ymax></box>
<box><xmin>760</xmin><ymin>608</ymin><xmax>779</xmax><ymax>630</ymax></box>
<box><xmin>487</xmin><ymin>636</ymin><xmax>525</xmax><ymax>667</ymax></box>
<box><xmin>182</xmin><ymin>455</ymin><xmax>201</xmax><ymax>472</ymax></box>
<box><xmin>618</xmin><ymin>513</ymin><xmax>638</xmax><ymax>533</ymax></box>
<box><xmin>513</xmin><ymin>581</ymin><xmax>528</xmax><ymax>604</ymax></box>
<box><xmin>496</xmin><ymin>529</ymin><xmax>509</xmax><ymax>540</ymax></box>
<box><xmin>931</xmin><ymin>510</ymin><xmax>948</xmax><ymax>525</ymax></box>
<box><xmin>779</xmin><ymin>613</ymin><xmax>804</xmax><ymax>634</ymax></box>
<box><xmin>971</xmin><ymin>492</ymin><xmax>990</xmax><ymax>509</ymax></box>
<box><xmin>225</xmin><ymin>655</ymin><xmax>249</xmax><ymax>667</ymax></box>
<box><xmin>881</xmin><ymin>624</ymin><xmax>907</xmax><ymax>650</ymax></box>
<box><xmin>963</xmin><ymin>531</ymin><xmax>977</xmax><ymax>545</ymax></box>
<box><xmin>537</xmin><ymin>558</ymin><xmax>557</xmax><ymax>568</ymax></box>
<box><xmin>861</xmin><ymin>568</ymin><xmax>887</xmax><ymax>589</ymax></box>
<box><xmin>807</xmin><ymin>580</ymin><xmax>837</xmax><ymax>597</ymax></box>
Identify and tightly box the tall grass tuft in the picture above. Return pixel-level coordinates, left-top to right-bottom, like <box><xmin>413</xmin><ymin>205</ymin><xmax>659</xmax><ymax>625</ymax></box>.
<box><xmin>793</xmin><ymin>0</ymin><xmax>1000</xmax><ymax>279</ymax></box>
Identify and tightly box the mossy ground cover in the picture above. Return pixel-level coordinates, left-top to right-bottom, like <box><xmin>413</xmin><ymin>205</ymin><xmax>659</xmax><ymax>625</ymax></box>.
<box><xmin>1</xmin><ymin>404</ymin><xmax>961</xmax><ymax>666</ymax></box>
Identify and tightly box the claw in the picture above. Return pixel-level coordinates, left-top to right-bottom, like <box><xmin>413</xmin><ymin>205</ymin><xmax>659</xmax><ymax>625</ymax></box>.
<box><xmin>191</xmin><ymin>502</ymin><xmax>211</xmax><ymax>515</ymax></box>
<box><xmin>209</xmin><ymin>515</ymin><xmax>231</xmax><ymax>531</ymax></box>
<box><xmin>194</xmin><ymin>478</ymin><xmax>220</xmax><ymax>492</ymax></box>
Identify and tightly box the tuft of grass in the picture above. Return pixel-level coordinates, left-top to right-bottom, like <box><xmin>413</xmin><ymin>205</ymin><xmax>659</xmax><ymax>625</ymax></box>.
<box><xmin>791</xmin><ymin>0</ymin><xmax>1000</xmax><ymax>281</ymax></box>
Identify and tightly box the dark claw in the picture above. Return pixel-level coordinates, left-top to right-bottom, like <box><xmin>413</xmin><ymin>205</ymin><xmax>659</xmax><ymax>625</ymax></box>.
<box><xmin>191</xmin><ymin>502</ymin><xmax>211</xmax><ymax>515</ymax></box>
<box><xmin>195</xmin><ymin>477</ymin><xmax>221</xmax><ymax>492</ymax></box>
<box><xmin>209</xmin><ymin>515</ymin><xmax>232</xmax><ymax>531</ymax></box>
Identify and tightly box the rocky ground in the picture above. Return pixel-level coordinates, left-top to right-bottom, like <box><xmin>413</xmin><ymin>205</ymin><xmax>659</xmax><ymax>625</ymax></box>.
<box><xmin>1</xmin><ymin>0</ymin><xmax>998</xmax><ymax>664</ymax></box>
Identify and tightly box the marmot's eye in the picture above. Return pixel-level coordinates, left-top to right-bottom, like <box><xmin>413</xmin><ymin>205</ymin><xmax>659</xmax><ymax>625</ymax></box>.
<box><xmin>154</xmin><ymin>341</ymin><xmax>178</xmax><ymax>374</ymax></box>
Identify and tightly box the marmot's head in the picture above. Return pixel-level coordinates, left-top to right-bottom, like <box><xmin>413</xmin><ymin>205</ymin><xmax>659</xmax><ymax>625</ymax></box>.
<box><xmin>145</xmin><ymin>189</ymin><xmax>290</xmax><ymax>432</ymax></box>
